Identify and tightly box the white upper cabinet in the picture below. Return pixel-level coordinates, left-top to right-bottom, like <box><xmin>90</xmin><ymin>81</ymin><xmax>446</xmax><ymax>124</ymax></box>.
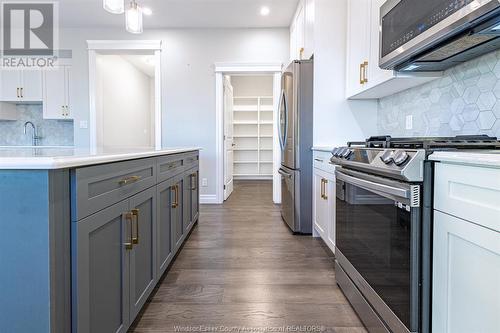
<box><xmin>43</xmin><ymin>66</ymin><xmax>72</xmax><ymax>119</ymax></box>
<box><xmin>0</xmin><ymin>70</ymin><xmax>42</xmax><ymax>102</ymax></box>
<box><xmin>345</xmin><ymin>0</ymin><xmax>371</xmax><ymax>98</ymax></box>
<box><xmin>290</xmin><ymin>0</ymin><xmax>314</xmax><ymax>61</ymax></box>
<box><xmin>21</xmin><ymin>70</ymin><xmax>43</xmax><ymax>101</ymax></box>
<box><xmin>346</xmin><ymin>0</ymin><xmax>442</xmax><ymax>99</ymax></box>
<box><xmin>367</xmin><ymin>0</ymin><xmax>393</xmax><ymax>88</ymax></box>
<box><xmin>0</xmin><ymin>70</ymin><xmax>21</xmax><ymax>101</ymax></box>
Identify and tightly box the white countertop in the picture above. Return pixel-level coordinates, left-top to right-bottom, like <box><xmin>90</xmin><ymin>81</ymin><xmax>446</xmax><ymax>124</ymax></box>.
<box><xmin>430</xmin><ymin>150</ymin><xmax>500</xmax><ymax>168</ymax></box>
<box><xmin>0</xmin><ymin>147</ymin><xmax>201</xmax><ymax>170</ymax></box>
<box><xmin>312</xmin><ymin>146</ymin><xmax>334</xmax><ymax>152</ymax></box>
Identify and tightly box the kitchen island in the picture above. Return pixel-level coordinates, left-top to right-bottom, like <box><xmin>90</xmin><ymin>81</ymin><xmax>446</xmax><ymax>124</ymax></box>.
<box><xmin>0</xmin><ymin>147</ymin><xmax>200</xmax><ymax>333</ymax></box>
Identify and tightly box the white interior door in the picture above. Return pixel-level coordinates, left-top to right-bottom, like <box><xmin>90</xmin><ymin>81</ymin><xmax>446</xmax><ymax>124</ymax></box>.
<box><xmin>223</xmin><ymin>76</ymin><xmax>235</xmax><ymax>200</ymax></box>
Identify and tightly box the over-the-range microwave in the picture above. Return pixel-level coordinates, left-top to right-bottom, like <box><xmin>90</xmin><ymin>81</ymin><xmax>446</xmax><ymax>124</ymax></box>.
<box><xmin>380</xmin><ymin>0</ymin><xmax>500</xmax><ymax>72</ymax></box>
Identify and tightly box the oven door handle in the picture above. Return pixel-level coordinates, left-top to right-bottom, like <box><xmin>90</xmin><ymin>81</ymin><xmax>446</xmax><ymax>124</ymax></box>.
<box><xmin>336</xmin><ymin>170</ymin><xmax>411</xmax><ymax>200</ymax></box>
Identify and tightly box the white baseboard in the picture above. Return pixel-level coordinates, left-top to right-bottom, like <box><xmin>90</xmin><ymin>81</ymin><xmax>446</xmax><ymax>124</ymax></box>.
<box><xmin>200</xmin><ymin>194</ymin><xmax>219</xmax><ymax>204</ymax></box>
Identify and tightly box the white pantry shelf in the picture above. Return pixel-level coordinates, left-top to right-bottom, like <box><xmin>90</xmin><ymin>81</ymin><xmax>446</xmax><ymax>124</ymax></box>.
<box><xmin>232</xmin><ymin>95</ymin><xmax>274</xmax><ymax>179</ymax></box>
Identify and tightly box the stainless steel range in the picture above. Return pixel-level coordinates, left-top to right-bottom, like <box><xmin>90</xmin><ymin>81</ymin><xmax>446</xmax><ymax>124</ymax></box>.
<box><xmin>331</xmin><ymin>135</ymin><xmax>500</xmax><ymax>333</ymax></box>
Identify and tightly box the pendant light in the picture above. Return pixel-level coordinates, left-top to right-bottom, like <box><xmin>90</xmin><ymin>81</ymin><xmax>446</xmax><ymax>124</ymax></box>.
<box><xmin>103</xmin><ymin>0</ymin><xmax>124</xmax><ymax>14</ymax></box>
<box><xmin>125</xmin><ymin>0</ymin><xmax>143</xmax><ymax>34</ymax></box>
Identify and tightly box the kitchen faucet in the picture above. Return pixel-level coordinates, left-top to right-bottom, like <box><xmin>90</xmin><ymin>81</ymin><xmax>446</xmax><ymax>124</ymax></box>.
<box><xmin>23</xmin><ymin>121</ymin><xmax>41</xmax><ymax>146</ymax></box>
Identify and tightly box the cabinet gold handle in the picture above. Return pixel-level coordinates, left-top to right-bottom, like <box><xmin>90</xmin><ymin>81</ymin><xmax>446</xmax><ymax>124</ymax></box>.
<box><xmin>16</xmin><ymin>88</ymin><xmax>19</xmax><ymax>98</ymax></box>
<box><xmin>359</xmin><ymin>63</ymin><xmax>364</xmax><ymax>84</ymax></box>
<box><xmin>171</xmin><ymin>185</ymin><xmax>178</xmax><ymax>208</ymax></box>
<box><xmin>191</xmin><ymin>173</ymin><xmax>197</xmax><ymax>190</ymax></box>
<box><xmin>20</xmin><ymin>87</ymin><xmax>23</xmax><ymax>98</ymax></box>
<box><xmin>132</xmin><ymin>209</ymin><xmax>139</xmax><ymax>244</ymax></box>
<box><xmin>124</xmin><ymin>212</ymin><xmax>133</xmax><ymax>250</ymax></box>
<box><xmin>323</xmin><ymin>179</ymin><xmax>328</xmax><ymax>200</ymax></box>
<box><xmin>363</xmin><ymin>61</ymin><xmax>368</xmax><ymax>83</ymax></box>
<box><xmin>118</xmin><ymin>175</ymin><xmax>141</xmax><ymax>185</ymax></box>
<box><xmin>320</xmin><ymin>179</ymin><xmax>325</xmax><ymax>199</ymax></box>
<box><xmin>176</xmin><ymin>184</ymin><xmax>179</xmax><ymax>207</ymax></box>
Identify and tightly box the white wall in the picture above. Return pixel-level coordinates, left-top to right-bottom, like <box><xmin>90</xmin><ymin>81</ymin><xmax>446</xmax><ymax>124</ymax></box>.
<box><xmin>96</xmin><ymin>55</ymin><xmax>154</xmax><ymax>148</ymax></box>
<box><xmin>313</xmin><ymin>0</ymin><xmax>377</xmax><ymax>147</ymax></box>
<box><xmin>231</xmin><ymin>75</ymin><xmax>274</xmax><ymax>97</ymax></box>
<box><xmin>60</xmin><ymin>27</ymin><xmax>289</xmax><ymax>197</ymax></box>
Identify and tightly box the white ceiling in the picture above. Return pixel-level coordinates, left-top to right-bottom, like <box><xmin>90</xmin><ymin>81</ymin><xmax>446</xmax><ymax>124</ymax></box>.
<box><xmin>59</xmin><ymin>0</ymin><xmax>299</xmax><ymax>29</ymax></box>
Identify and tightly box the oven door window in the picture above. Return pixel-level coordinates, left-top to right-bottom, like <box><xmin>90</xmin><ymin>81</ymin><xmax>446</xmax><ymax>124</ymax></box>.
<box><xmin>336</xmin><ymin>179</ymin><xmax>413</xmax><ymax>329</ymax></box>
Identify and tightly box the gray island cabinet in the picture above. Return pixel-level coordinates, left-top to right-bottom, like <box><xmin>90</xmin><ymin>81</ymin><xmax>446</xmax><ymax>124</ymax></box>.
<box><xmin>0</xmin><ymin>148</ymin><xmax>200</xmax><ymax>333</ymax></box>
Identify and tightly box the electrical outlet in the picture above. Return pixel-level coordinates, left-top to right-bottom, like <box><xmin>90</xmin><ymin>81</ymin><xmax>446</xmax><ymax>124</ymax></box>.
<box><xmin>201</xmin><ymin>178</ymin><xmax>208</xmax><ymax>187</ymax></box>
<box><xmin>79</xmin><ymin>120</ymin><xmax>88</xmax><ymax>129</ymax></box>
<box><xmin>405</xmin><ymin>115</ymin><xmax>413</xmax><ymax>130</ymax></box>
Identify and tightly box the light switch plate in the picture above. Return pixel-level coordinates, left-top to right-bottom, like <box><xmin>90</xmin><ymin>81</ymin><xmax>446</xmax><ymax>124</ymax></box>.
<box><xmin>201</xmin><ymin>178</ymin><xmax>208</xmax><ymax>187</ymax></box>
<box><xmin>79</xmin><ymin>120</ymin><xmax>88</xmax><ymax>129</ymax></box>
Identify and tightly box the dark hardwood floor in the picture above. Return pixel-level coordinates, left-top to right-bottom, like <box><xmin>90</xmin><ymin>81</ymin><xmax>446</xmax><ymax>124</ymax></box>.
<box><xmin>130</xmin><ymin>180</ymin><xmax>366</xmax><ymax>333</ymax></box>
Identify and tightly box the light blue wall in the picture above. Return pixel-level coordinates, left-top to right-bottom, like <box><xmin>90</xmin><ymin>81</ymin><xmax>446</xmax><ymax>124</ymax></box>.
<box><xmin>378</xmin><ymin>51</ymin><xmax>500</xmax><ymax>138</ymax></box>
<box><xmin>0</xmin><ymin>104</ymin><xmax>74</xmax><ymax>146</ymax></box>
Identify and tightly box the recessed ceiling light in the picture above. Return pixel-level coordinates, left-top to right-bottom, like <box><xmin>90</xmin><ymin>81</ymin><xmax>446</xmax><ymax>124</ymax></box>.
<box><xmin>260</xmin><ymin>6</ymin><xmax>270</xmax><ymax>16</ymax></box>
<box><xmin>142</xmin><ymin>7</ymin><xmax>153</xmax><ymax>16</ymax></box>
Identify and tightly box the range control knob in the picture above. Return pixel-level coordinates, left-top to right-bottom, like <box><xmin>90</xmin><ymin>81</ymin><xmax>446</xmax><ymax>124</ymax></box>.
<box><xmin>393</xmin><ymin>150</ymin><xmax>410</xmax><ymax>166</ymax></box>
<box><xmin>380</xmin><ymin>150</ymin><xmax>395</xmax><ymax>164</ymax></box>
<box><xmin>342</xmin><ymin>149</ymin><xmax>353</xmax><ymax>158</ymax></box>
<box><xmin>332</xmin><ymin>147</ymin><xmax>341</xmax><ymax>157</ymax></box>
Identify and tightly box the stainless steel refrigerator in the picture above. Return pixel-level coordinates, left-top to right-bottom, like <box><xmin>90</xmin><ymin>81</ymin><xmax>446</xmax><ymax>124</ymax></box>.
<box><xmin>278</xmin><ymin>59</ymin><xmax>313</xmax><ymax>234</ymax></box>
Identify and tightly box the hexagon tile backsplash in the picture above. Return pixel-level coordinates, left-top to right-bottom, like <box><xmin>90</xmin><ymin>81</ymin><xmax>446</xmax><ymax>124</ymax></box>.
<box><xmin>0</xmin><ymin>104</ymin><xmax>74</xmax><ymax>146</ymax></box>
<box><xmin>378</xmin><ymin>50</ymin><xmax>500</xmax><ymax>138</ymax></box>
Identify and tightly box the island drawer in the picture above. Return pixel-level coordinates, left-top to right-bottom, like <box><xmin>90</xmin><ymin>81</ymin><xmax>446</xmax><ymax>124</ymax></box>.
<box><xmin>157</xmin><ymin>153</ymin><xmax>192</xmax><ymax>183</ymax></box>
<box><xmin>72</xmin><ymin>158</ymin><xmax>157</xmax><ymax>221</ymax></box>
<box><xmin>183</xmin><ymin>152</ymin><xmax>199</xmax><ymax>170</ymax></box>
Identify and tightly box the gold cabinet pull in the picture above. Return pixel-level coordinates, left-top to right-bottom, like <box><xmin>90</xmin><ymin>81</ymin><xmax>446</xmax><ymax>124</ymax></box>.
<box><xmin>175</xmin><ymin>184</ymin><xmax>179</xmax><ymax>207</ymax></box>
<box><xmin>124</xmin><ymin>212</ymin><xmax>133</xmax><ymax>250</ymax></box>
<box><xmin>16</xmin><ymin>88</ymin><xmax>20</xmax><ymax>98</ymax></box>
<box><xmin>191</xmin><ymin>173</ymin><xmax>197</xmax><ymax>190</ymax></box>
<box><xmin>118</xmin><ymin>175</ymin><xmax>141</xmax><ymax>185</ymax></box>
<box><xmin>363</xmin><ymin>61</ymin><xmax>368</xmax><ymax>83</ymax></box>
<box><xmin>20</xmin><ymin>87</ymin><xmax>23</xmax><ymax>98</ymax></box>
<box><xmin>359</xmin><ymin>63</ymin><xmax>364</xmax><ymax>84</ymax></box>
<box><xmin>320</xmin><ymin>179</ymin><xmax>325</xmax><ymax>199</ymax></box>
<box><xmin>131</xmin><ymin>209</ymin><xmax>139</xmax><ymax>244</ymax></box>
<box><xmin>323</xmin><ymin>179</ymin><xmax>328</xmax><ymax>200</ymax></box>
<box><xmin>171</xmin><ymin>185</ymin><xmax>178</xmax><ymax>208</ymax></box>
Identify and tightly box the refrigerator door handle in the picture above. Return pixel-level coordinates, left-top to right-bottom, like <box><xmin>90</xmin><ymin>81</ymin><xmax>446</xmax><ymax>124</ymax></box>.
<box><xmin>278</xmin><ymin>89</ymin><xmax>286</xmax><ymax>151</ymax></box>
<box><xmin>278</xmin><ymin>167</ymin><xmax>292</xmax><ymax>178</ymax></box>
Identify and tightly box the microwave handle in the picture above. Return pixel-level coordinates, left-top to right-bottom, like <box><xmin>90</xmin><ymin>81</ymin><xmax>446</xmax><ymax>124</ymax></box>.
<box><xmin>335</xmin><ymin>170</ymin><xmax>411</xmax><ymax>201</ymax></box>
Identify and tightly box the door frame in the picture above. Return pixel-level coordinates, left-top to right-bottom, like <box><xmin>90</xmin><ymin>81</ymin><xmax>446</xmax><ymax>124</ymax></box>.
<box><xmin>87</xmin><ymin>40</ymin><xmax>163</xmax><ymax>151</ymax></box>
<box><xmin>214</xmin><ymin>62</ymin><xmax>283</xmax><ymax>204</ymax></box>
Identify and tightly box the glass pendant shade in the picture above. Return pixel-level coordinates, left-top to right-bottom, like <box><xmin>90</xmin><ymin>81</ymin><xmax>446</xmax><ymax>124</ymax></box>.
<box><xmin>126</xmin><ymin>1</ymin><xmax>143</xmax><ymax>34</ymax></box>
<box><xmin>103</xmin><ymin>0</ymin><xmax>124</xmax><ymax>14</ymax></box>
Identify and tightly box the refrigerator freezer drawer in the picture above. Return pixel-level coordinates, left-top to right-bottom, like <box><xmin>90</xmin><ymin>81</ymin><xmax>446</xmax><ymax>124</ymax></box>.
<box><xmin>279</xmin><ymin>166</ymin><xmax>296</xmax><ymax>231</ymax></box>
